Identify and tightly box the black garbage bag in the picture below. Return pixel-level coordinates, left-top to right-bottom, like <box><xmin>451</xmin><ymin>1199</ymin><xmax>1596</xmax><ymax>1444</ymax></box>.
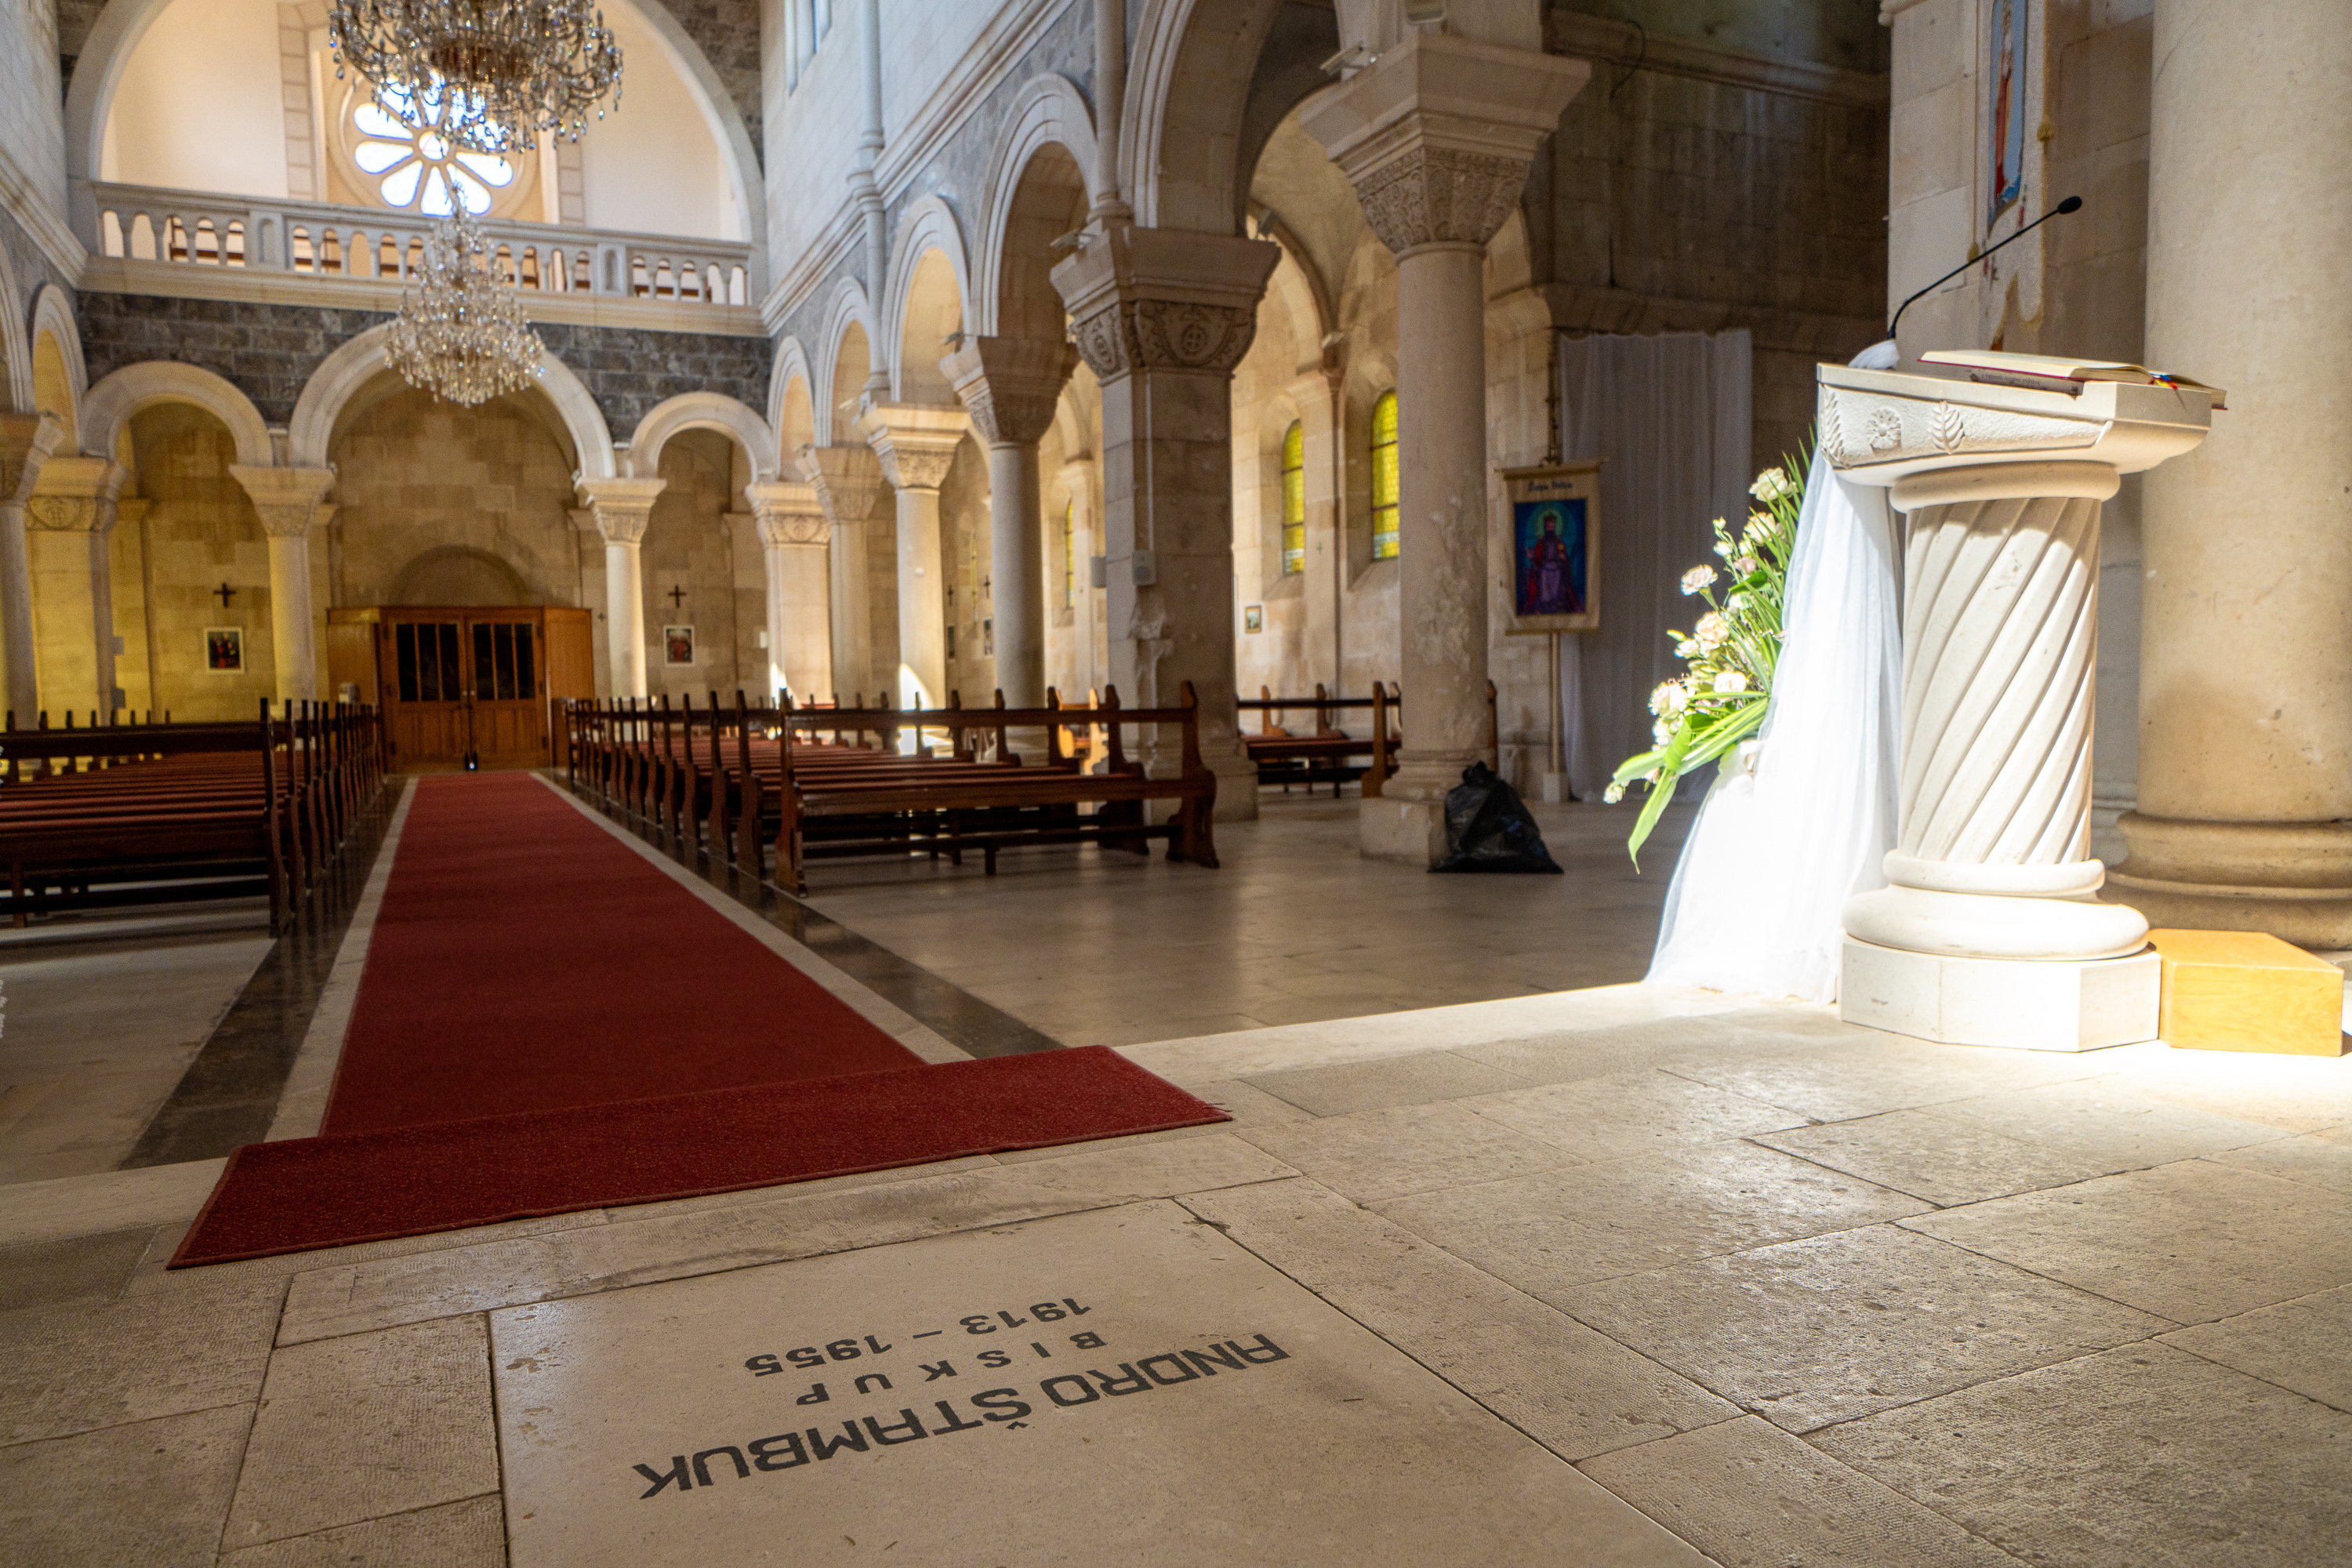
<box><xmin>1432</xmin><ymin>762</ymin><xmax>1563</xmax><ymax>874</ymax></box>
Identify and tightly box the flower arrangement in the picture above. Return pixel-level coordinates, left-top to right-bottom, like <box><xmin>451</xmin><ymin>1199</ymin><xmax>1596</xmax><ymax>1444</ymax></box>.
<box><xmin>1607</xmin><ymin>455</ymin><xmax>1806</xmax><ymax>863</ymax></box>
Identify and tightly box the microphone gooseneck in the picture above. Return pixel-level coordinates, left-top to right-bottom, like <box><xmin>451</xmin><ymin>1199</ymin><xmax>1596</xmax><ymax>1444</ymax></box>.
<box><xmin>1886</xmin><ymin>195</ymin><xmax>2085</xmax><ymax>343</ymax></box>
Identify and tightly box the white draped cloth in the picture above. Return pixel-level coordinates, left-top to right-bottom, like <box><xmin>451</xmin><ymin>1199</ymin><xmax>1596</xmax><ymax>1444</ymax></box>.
<box><xmin>1643</xmin><ymin>344</ymin><xmax>1904</xmax><ymax>1004</ymax></box>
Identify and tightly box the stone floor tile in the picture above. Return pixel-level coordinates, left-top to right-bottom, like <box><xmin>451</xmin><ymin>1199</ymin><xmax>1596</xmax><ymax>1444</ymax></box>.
<box><xmin>1753</xmin><ymin>1110</ymin><xmax>2122</xmax><ymax>1207</ymax></box>
<box><xmin>223</xmin><ymin>1315</ymin><xmax>499</xmax><ymax>1552</ymax></box>
<box><xmin>1812</xmin><ymin>1344</ymin><xmax>2352</xmax><ymax>1567</ymax></box>
<box><xmin>1926</xmin><ymin>1078</ymin><xmax>2296</xmax><ymax>1169</ymax></box>
<box><xmin>1377</xmin><ymin>1141</ymin><xmax>1931</xmax><ymax>1300</ymax></box>
<box><xmin>1464</xmin><ymin>1070</ymin><xmax>1809</xmax><ymax>1163</ymax></box>
<box><xmin>1660</xmin><ymin>1038</ymin><xmax>2118</xmax><ymax>1123</ymax></box>
<box><xmin>2160</xmin><ymin>1283</ymin><xmax>2352</xmax><ymax>1414</ymax></box>
<box><xmin>279</xmin><ymin>1139</ymin><xmax>1298</xmax><ymax>1344</ymax></box>
<box><xmin>1184</xmin><ymin>1178</ymin><xmax>1736</xmax><ymax>1460</ymax></box>
<box><xmin>1561</xmin><ymin>1225</ymin><xmax>2172</xmax><ymax>1432</ymax></box>
<box><xmin>0</xmin><ymin>1403</ymin><xmax>252</xmax><ymax>1568</ymax></box>
<box><xmin>1579</xmin><ymin>1416</ymin><xmax>2024</xmax><ymax>1567</ymax></box>
<box><xmin>0</xmin><ymin>1227</ymin><xmax>153</xmax><ymax>1312</ymax></box>
<box><xmin>1236</xmin><ymin>1100</ymin><xmax>1579</xmax><ymax>1203</ymax></box>
<box><xmin>1904</xmin><ymin>1160</ymin><xmax>2352</xmax><ymax>1324</ymax></box>
<box><xmin>123</xmin><ymin>1208</ymin><xmax>615</xmax><ymax>1297</ymax></box>
<box><xmin>0</xmin><ymin>1271</ymin><xmax>286</xmax><ymax>1445</ymax></box>
<box><xmin>2111</xmin><ymin>1046</ymin><xmax>2352</xmax><ymax>1133</ymax></box>
<box><xmin>2208</xmin><ymin>1123</ymin><xmax>2352</xmax><ymax>1195</ymax></box>
<box><xmin>219</xmin><ymin>1494</ymin><xmax>506</xmax><ymax>1568</ymax></box>
<box><xmin>1176</xmin><ymin>1076</ymin><xmax>1316</xmax><ymax>1127</ymax></box>
<box><xmin>0</xmin><ymin>1157</ymin><xmax>226</xmax><ymax>1249</ymax></box>
<box><xmin>1245</xmin><ymin>1048</ymin><xmax>1528</xmax><ymax>1116</ymax></box>
<box><xmin>1450</xmin><ymin>1018</ymin><xmax>1755</xmax><ymax>1087</ymax></box>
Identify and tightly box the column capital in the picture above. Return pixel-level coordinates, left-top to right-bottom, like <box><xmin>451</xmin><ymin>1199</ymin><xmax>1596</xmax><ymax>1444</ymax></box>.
<box><xmin>798</xmin><ymin>444</ymin><xmax>887</xmax><ymax>524</ymax></box>
<box><xmin>855</xmin><ymin>401</ymin><xmax>970</xmax><ymax>492</ymax></box>
<box><xmin>575</xmin><ymin>476</ymin><xmax>669</xmax><ymax>544</ymax></box>
<box><xmin>26</xmin><ymin>456</ymin><xmax>129</xmax><ymax>533</ymax></box>
<box><xmin>0</xmin><ymin>413</ymin><xmax>67</xmax><ymax>505</ymax></box>
<box><xmin>1051</xmin><ymin>226</ymin><xmax>1279</xmax><ymax>383</ymax></box>
<box><xmin>1300</xmin><ymin>31</ymin><xmax>1588</xmax><ymax>255</ymax></box>
<box><xmin>942</xmin><ymin>335</ymin><xmax>1080</xmax><ymax>448</ymax></box>
<box><xmin>746</xmin><ymin>479</ymin><xmax>830</xmax><ymax>547</ymax></box>
<box><xmin>230</xmin><ymin>465</ymin><xmax>338</xmax><ymax>538</ymax></box>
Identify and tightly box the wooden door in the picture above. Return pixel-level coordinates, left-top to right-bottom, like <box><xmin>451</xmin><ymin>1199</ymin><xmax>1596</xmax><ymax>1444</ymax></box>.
<box><xmin>542</xmin><ymin>607</ymin><xmax>594</xmax><ymax>767</ymax></box>
<box><xmin>377</xmin><ymin>607</ymin><xmax>550</xmax><ymax>770</ymax></box>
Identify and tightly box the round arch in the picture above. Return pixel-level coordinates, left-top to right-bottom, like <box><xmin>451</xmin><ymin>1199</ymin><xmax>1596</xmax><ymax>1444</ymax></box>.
<box><xmin>972</xmin><ymin>74</ymin><xmax>1100</xmax><ymax>339</ymax></box>
<box><xmin>879</xmin><ymin>196</ymin><xmax>973</xmax><ymax>403</ymax></box>
<box><xmin>288</xmin><ymin>325</ymin><xmax>618</xmax><ymax>478</ymax></box>
<box><xmin>768</xmin><ymin>336</ymin><xmax>815</xmax><ymax>454</ymax></box>
<box><xmin>30</xmin><ymin>288</ymin><xmax>88</xmax><ymax>450</ymax></box>
<box><xmin>814</xmin><ymin>278</ymin><xmax>877</xmax><ymax>447</ymax></box>
<box><xmin>82</xmin><ymin>362</ymin><xmax>273</xmax><ymax>467</ymax></box>
<box><xmin>626</xmin><ymin>391</ymin><xmax>779</xmax><ymax>481</ymax></box>
<box><xmin>1124</xmin><ymin>0</ymin><xmax>1288</xmax><ymax>234</ymax></box>
<box><xmin>63</xmin><ymin>0</ymin><xmax>767</xmax><ymax>268</ymax></box>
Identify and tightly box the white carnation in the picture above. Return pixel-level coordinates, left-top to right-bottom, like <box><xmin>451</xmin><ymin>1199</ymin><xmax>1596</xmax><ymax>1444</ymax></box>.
<box><xmin>1749</xmin><ymin>466</ymin><xmax>1794</xmax><ymax>503</ymax></box>
<box><xmin>1679</xmin><ymin>565</ymin><xmax>1717</xmax><ymax>596</ymax></box>
<box><xmin>1712</xmin><ymin>670</ymin><xmax>1750</xmax><ymax>694</ymax></box>
<box><xmin>1603</xmin><ymin>782</ymin><xmax>1625</xmax><ymax>804</ymax></box>
<box><xmin>1694</xmin><ymin>611</ymin><xmax>1729</xmax><ymax>652</ymax></box>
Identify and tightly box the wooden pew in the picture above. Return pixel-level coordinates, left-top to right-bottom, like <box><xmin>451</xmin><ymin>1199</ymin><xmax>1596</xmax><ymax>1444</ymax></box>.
<box><xmin>1240</xmin><ymin>682</ymin><xmax>1496</xmax><ymax>798</ymax></box>
<box><xmin>0</xmin><ymin>702</ymin><xmax>387</xmax><ymax>932</ymax></box>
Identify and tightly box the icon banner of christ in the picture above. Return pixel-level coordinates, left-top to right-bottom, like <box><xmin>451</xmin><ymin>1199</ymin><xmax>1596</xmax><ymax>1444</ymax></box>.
<box><xmin>1497</xmin><ymin>461</ymin><xmax>1601</xmax><ymax>635</ymax></box>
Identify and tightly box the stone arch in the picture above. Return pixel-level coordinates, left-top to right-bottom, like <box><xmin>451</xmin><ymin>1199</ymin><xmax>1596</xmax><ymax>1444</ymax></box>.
<box><xmin>288</xmin><ymin>324</ymin><xmax>617</xmax><ymax>478</ymax></box>
<box><xmin>63</xmin><ymin>0</ymin><xmax>766</xmax><ymax>274</ymax></box>
<box><xmin>29</xmin><ymin>289</ymin><xmax>88</xmax><ymax>451</ymax></box>
<box><xmin>880</xmin><ymin>196</ymin><xmax>972</xmax><ymax>403</ymax></box>
<box><xmin>814</xmin><ymin>278</ymin><xmax>877</xmax><ymax>446</ymax></box>
<box><xmin>768</xmin><ymin>337</ymin><xmax>816</xmax><ymax>462</ymax></box>
<box><xmin>1124</xmin><ymin>0</ymin><xmax>1290</xmax><ymax>234</ymax></box>
<box><xmin>628</xmin><ymin>392</ymin><xmax>778</xmax><ymax>481</ymax></box>
<box><xmin>973</xmin><ymin>76</ymin><xmax>1100</xmax><ymax>339</ymax></box>
<box><xmin>390</xmin><ymin>546</ymin><xmax>533</xmax><ymax>607</ymax></box>
<box><xmin>82</xmin><ymin>362</ymin><xmax>273</xmax><ymax>467</ymax></box>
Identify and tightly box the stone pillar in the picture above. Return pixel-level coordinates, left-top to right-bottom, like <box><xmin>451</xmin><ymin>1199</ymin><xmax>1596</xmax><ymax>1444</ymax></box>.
<box><xmin>745</xmin><ymin>480</ymin><xmax>833</xmax><ymax>701</ymax></box>
<box><xmin>801</xmin><ymin>445</ymin><xmax>888</xmax><ymax>700</ymax></box>
<box><xmin>2113</xmin><ymin>0</ymin><xmax>2352</xmax><ymax>947</ymax></box>
<box><xmin>1052</xmin><ymin>224</ymin><xmax>1279</xmax><ymax>817</ymax></box>
<box><xmin>1058</xmin><ymin>457</ymin><xmax>1100</xmax><ymax>696</ymax></box>
<box><xmin>575</xmin><ymin>477</ymin><xmax>668</xmax><ymax>699</ymax></box>
<box><xmin>0</xmin><ymin>414</ymin><xmax>66</xmax><ymax>724</ymax></box>
<box><xmin>25</xmin><ymin>458</ymin><xmax>130</xmax><ymax>718</ymax></box>
<box><xmin>1301</xmin><ymin>32</ymin><xmax>1589</xmax><ymax>862</ymax></box>
<box><xmin>943</xmin><ymin>335</ymin><xmax>1079</xmax><ymax>706</ymax></box>
<box><xmin>230</xmin><ymin>465</ymin><xmax>337</xmax><ymax>703</ymax></box>
<box><xmin>855</xmin><ymin>404</ymin><xmax>970</xmax><ymax>708</ymax></box>
<box><xmin>1817</xmin><ymin>365</ymin><xmax>2214</xmax><ymax>1049</ymax></box>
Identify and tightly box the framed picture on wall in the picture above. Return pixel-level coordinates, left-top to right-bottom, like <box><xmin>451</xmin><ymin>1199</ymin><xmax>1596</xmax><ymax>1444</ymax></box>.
<box><xmin>663</xmin><ymin>626</ymin><xmax>695</xmax><ymax>666</ymax></box>
<box><xmin>205</xmin><ymin>628</ymin><xmax>244</xmax><ymax>672</ymax></box>
<box><xmin>1243</xmin><ymin>605</ymin><xmax>1264</xmax><ymax>634</ymax></box>
<box><xmin>1497</xmin><ymin>461</ymin><xmax>1602</xmax><ymax>635</ymax></box>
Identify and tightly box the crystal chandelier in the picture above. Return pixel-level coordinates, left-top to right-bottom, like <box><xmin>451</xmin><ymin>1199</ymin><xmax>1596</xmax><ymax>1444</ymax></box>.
<box><xmin>329</xmin><ymin>0</ymin><xmax>621</xmax><ymax>155</ymax></box>
<box><xmin>386</xmin><ymin>205</ymin><xmax>545</xmax><ymax>406</ymax></box>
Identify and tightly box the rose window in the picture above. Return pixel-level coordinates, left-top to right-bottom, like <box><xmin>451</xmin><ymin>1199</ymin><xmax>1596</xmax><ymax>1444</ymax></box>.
<box><xmin>350</xmin><ymin>85</ymin><xmax>518</xmax><ymax>216</ymax></box>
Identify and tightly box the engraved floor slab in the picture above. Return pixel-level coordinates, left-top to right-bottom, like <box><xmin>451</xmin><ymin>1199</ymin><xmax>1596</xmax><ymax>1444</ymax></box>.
<box><xmin>489</xmin><ymin>1200</ymin><xmax>1708</xmax><ymax>1566</ymax></box>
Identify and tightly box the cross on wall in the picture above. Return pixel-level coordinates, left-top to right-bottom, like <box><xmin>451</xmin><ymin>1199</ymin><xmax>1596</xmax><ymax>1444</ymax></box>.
<box><xmin>212</xmin><ymin>582</ymin><xmax>236</xmax><ymax>608</ymax></box>
<box><xmin>667</xmin><ymin>586</ymin><xmax>687</xmax><ymax>608</ymax></box>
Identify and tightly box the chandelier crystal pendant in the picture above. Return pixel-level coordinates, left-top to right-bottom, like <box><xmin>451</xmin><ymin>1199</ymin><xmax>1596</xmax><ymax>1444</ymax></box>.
<box><xmin>386</xmin><ymin>204</ymin><xmax>546</xmax><ymax>406</ymax></box>
<box><xmin>329</xmin><ymin>0</ymin><xmax>621</xmax><ymax>155</ymax></box>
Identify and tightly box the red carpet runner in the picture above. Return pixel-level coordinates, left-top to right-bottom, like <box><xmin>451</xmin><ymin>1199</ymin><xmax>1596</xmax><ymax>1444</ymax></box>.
<box><xmin>172</xmin><ymin>775</ymin><xmax>1225</xmax><ymax>1266</ymax></box>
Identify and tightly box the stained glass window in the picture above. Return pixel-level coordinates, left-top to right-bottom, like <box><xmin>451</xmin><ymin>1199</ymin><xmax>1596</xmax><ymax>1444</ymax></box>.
<box><xmin>1280</xmin><ymin>420</ymin><xmax>1305</xmax><ymax>575</ymax></box>
<box><xmin>1370</xmin><ymin>390</ymin><xmax>1399</xmax><ymax>561</ymax></box>
<box><xmin>350</xmin><ymin>85</ymin><xmax>517</xmax><ymax>216</ymax></box>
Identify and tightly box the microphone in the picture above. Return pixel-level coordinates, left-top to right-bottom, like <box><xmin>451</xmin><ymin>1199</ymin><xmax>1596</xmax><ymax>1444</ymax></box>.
<box><xmin>1887</xmin><ymin>195</ymin><xmax>2084</xmax><ymax>343</ymax></box>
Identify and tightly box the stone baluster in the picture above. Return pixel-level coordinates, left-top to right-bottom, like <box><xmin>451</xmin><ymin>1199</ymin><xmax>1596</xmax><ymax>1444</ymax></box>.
<box><xmin>1818</xmin><ymin>365</ymin><xmax>2215</xmax><ymax>1048</ymax></box>
<box><xmin>1051</xmin><ymin>225</ymin><xmax>1279</xmax><ymax>816</ymax></box>
<box><xmin>1302</xmin><ymin>31</ymin><xmax>1589</xmax><ymax>862</ymax></box>
<box><xmin>0</xmin><ymin>414</ymin><xmax>67</xmax><ymax>720</ymax></box>
<box><xmin>575</xmin><ymin>477</ymin><xmax>669</xmax><ymax>699</ymax></box>
<box><xmin>229</xmin><ymin>465</ymin><xmax>337</xmax><ymax>702</ymax></box>
<box><xmin>942</xmin><ymin>335</ymin><xmax>1079</xmax><ymax>708</ymax></box>
<box><xmin>854</xmin><ymin>404</ymin><xmax>970</xmax><ymax>708</ymax></box>
<box><xmin>744</xmin><ymin>480</ymin><xmax>833</xmax><ymax>702</ymax></box>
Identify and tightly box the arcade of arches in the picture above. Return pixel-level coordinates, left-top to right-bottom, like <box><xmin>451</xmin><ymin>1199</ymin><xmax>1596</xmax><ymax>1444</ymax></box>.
<box><xmin>2</xmin><ymin>0</ymin><xmax>2350</xmax><ymax>1564</ymax></box>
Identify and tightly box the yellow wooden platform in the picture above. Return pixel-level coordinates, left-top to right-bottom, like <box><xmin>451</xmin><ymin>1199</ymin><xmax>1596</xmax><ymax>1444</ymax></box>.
<box><xmin>2147</xmin><ymin>929</ymin><xmax>2348</xmax><ymax>1056</ymax></box>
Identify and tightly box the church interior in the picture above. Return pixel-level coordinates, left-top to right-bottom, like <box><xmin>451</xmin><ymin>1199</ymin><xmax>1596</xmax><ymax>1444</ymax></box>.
<box><xmin>3</xmin><ymin>0</ymin><xmax>2349</xmax><ymax>1562</ymax></box>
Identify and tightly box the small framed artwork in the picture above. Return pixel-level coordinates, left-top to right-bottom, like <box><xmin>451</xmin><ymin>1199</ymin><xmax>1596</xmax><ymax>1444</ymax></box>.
<box><xmin>1243</xmin><ymin>605</ymin><xmax>1264</xmax><ymax>634</ymax></box>
<box><xmin>1498</xmin><ymin>461</ymin><xmax>1602</xmax><ymax>635</ymax></box>
<box><xmin>662</xmin><ymin>625</ymin><xmax>695</xmax><ymax>666</ymax></box>
<box><xmin>205</xmin><ymin>628</ymin><xmax>244</xmax><ymax>672</ymax></box>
